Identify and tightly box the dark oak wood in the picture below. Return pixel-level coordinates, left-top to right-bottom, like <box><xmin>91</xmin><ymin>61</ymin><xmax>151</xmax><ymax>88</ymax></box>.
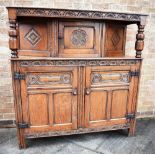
<box><xmin>7</xmin><ymin>7</ymin><xmax>148</xmax><ymax>149</ymax></box>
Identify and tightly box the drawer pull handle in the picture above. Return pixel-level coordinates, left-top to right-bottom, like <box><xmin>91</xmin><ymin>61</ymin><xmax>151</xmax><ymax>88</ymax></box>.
<box><xmin>72</xmin><ymin>88</ymin><xmax>78</xmax><ymax>95</ymax></box>
<box><xmin>85</xmin><ymin>88</ymin><xmax>91</xmax><ymax>95</ymax></box>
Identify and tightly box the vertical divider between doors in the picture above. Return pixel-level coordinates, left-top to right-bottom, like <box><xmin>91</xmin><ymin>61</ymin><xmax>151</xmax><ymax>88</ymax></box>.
<box><xmin>77</xmin><ymin>66</ymin><xmax>86</xmax><ymax>128</ymax></box>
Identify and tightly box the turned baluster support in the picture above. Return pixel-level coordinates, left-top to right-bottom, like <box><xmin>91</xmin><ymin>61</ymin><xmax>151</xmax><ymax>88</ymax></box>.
<box><xmin>9</xmin><ymin>19</ymin><xmax>18</xmax><ymax>58</ymax></box>
<box><xmin>135</xmin><ymin>24</ymin><xmax>145</xmax><ymax>58</ymax></box>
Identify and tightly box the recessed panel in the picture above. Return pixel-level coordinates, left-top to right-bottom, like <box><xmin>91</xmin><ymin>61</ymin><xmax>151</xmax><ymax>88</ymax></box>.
<box><xmin>90</xmin><ymin>91</ymin><xmax>107</xmax><ymax>121</ymax></box>
<box><xmin>19</xmin><ymin>22</ymin><xmax>47</xmax><ymax>51</ymax></box>
<box><xmin>111</xmin><ymin>89</ymin><xmax>128</xmax><ymax>119</ymax></box>
<box><xmin>105</xmin><ymin>24</ymin><xmax>126</xmax><ymax>57</ymax></box>
<box><xmin>53</xmin><ymin>93</ymin><xmax>72</xmax><ymax>124</ymax></box>
<box><xmin>28</xmin><ymin>94</ymin><xmax>48</xmax><ymax>126</ymax></box>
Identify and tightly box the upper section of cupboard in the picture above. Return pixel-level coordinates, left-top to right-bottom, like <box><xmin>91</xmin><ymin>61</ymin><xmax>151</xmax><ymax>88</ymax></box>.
<box><xmin>7</xmin><ymin>7</ymin><xmax>148</xmax><ymax>58</ymax></box>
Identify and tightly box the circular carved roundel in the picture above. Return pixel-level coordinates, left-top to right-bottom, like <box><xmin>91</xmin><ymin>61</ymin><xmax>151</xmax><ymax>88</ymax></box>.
<box><xmin>71</xmin><ymin>29</ymin><xmax>87</xmax><ymax>47</ymax></box>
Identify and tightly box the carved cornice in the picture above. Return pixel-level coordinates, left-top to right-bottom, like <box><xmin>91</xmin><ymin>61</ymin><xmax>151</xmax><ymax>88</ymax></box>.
<box><xmin>20</xmin><ymin>59</ymin><xmax>139</xmax><ymax>67</ymax></box>
<box><xmin>7</xmin><ymin>7</ymin><xmax>147</xmax><ymax>24</ymax></box>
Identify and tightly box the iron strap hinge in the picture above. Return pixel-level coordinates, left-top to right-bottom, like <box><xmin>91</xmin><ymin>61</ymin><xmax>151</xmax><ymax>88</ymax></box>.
<box><xmin>17</xmin><ymin>123</ymin><xmax>29</xmax><ymax>129</ymax></box>
<box><xmin>14</xmin><ymin>72</ymin><xmax>25</xmax><ymax>80</ymax></box>
<box><xmin>125</xmin><ymin>113</ymin><xmax>136</xmax><ymax>120</ymax></box>
<box><xmin>130</xmin><ymin>71</ymin><xmax>140</xmax><ymax>77</ymax></box>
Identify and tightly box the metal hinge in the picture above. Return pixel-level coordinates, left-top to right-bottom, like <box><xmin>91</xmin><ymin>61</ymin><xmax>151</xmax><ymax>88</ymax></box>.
<box><xmin>126</xmin><ymin>113</ymin><xmax>136</xmax><ymax>120</ymax></box>
<box><xmin>17</xmin><ymin>122</ymin><xmax>29</xmax><ymax>129</ymax></box>
<box><xmin>14</xmin><ymin>72</ymin><xmax>25</xmax><ymax>80</ymax></box>
<box><xmin>130</xmin><ymin>71</ymin><xmax>140</xmax><ymax>77</ymax></box>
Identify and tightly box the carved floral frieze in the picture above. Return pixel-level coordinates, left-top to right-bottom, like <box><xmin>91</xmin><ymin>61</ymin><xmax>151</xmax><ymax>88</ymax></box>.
<box><xmin>16</xmin><ymin>8</ymin><xmax>143</xmax><ymax>23</ymax></box>
<box><xmin>20</xmin><ymin>59</ymin><xmax>139</xmax><ymax>67</ymax></box>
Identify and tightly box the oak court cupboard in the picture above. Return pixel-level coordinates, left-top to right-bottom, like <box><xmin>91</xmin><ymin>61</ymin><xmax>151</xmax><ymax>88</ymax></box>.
<box><xmin>7</xmin><ymin>7</ymin><xmax>148</xmax><ymax>148</ymax></box>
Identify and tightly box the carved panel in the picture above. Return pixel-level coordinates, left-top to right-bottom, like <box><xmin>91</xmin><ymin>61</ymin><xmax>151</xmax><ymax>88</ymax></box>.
<box><xmin>111</xmin><ymin>31</ymin><xmax>120</xmax><ymax>48</ymax></box>
<box><xmin>27</xmin><ymin>73</ymin><xmax>71</xmax><ymax>86</ymax></box>
<box><xmin>19</xmin><ymin>22</ymin><xmax>47</xmax><ymax>51</ymax></box>
<box><xmin>58</xmin><ymin>21</ymin><xmax>100</xmax><ymax>57</ymax></box>
<box><xmin>25</xmin><ymin>28</ymin><xmax>41</xmax><ymax>46</ymax></box>
<box><xmin>105</xmin><ymin>24</ymin><xmax>126</xmax><ymax>57</ymax></box>
<box><xmin>91</xmin><ymin>72</ymin><xmax>130</xmax><ymax>84</ymax></box>
<box><xmin>71</xmin><ymin>29</ymin><xmax>88</xmax><ymax>47</ymax></box>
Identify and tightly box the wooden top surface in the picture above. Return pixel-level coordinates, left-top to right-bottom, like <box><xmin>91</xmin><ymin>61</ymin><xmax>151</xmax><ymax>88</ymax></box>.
<box><xmin>11</xmin><ymin>56</ymin><xmax>142</xmax><ymax>61</ymax></box>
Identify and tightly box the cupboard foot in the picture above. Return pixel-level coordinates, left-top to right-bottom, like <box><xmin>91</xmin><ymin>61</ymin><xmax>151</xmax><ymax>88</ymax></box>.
<box><xmin>128</xmin><ymin>120</ymin><xmax>136</xmax><ymax>137</ymax></box>
<box><xmin>18</xmin><ymin>134</ymin><xmax>27</xmax><ymax>149</ymax></box>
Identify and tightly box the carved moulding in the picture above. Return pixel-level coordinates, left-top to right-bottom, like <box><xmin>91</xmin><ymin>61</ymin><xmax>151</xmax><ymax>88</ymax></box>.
<box><xmin>15</xmin><ymin>8</ymin><xmax>146</xmax><ymax>23</ymax></box>
<box><xmin>91</xmin><ymin>72</ymin><xmax>130</xmax><ymax>84</ymax></box>
<box><xmin>20</xmin><ymin>59</ymin><xmax>139</xmax><ymax>67</ymax></box>
<box><xmin>25</xmin><ymin>123</ymin><xmax>130</xmax><ymax>138</ymax></box>
<box><xmin>28</xmin><ymin>74</ymin><xmax>71</xmax><ymax>85</ymax></box>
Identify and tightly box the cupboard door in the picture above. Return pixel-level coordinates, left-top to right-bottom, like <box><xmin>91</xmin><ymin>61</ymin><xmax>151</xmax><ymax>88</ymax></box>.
<box><xmin>85</xmin><ymin>66</ymin><xmax>135</xmax><ymax>128</ymax></box>
<box><xmin>58</xmin><ymin>21</ymin><xmax>102</xmax><ymax>57</ymax></box>
<box><xmin>19</xmin><ymin>66</ymin><xmax>78</xmax><ymax>133</ymax></box>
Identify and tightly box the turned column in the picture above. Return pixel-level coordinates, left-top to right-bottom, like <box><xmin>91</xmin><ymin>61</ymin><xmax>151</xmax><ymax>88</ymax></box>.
<box><xmin>135</xmin><ymin>24</ymin><xmax>145</xmax><ymax>58</ymax></box>
<box><xmin>9</xmin><ymin>19</ymin><xmax>18</xmax><ymax>58</ymax></box>
<box><xmin>8</xmin><ymin>8</ymin><xmax>18</xmax><ymax>58</ymax></box>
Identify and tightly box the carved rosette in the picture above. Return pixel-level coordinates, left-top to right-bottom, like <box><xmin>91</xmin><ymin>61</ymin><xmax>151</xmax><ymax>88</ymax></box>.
<box><xmin>9</xmin><ymin>19</ymin><xmax>18</xmax><ymax>58</ymax></box>
<box><xmin>135</xmin><ymin>24</ymin><xmax>145</xmax><ymax>58</ymax></box>
<box><xmin>71</xmin><ymin>29</ymin><xmax>87</xmax><ymax>47</ymax></box>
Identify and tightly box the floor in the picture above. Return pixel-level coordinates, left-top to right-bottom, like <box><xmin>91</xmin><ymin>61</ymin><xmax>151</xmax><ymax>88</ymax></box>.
<box><xmin>0</xmin><ymin>119</ymin><xmax>155</xmax><ymax>154</ymax></box>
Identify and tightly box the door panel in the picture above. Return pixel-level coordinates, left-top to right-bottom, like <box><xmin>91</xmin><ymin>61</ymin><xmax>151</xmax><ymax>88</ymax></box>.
<box><xmin>28</xmin><ymin>94</ymin><xmax>48</xmax><ymax>126</ymax></box>
<box><xmin>20</xmin><ymin>66</ymin><xmax>78</xmax><ymax>133</ymax></box>
<box><xmin>85</xmin><ymin>66</ymin><xmax>134</xmax><ymax>128</ymax></box>
<box><xmin>53</xmin><ymin>92</ymin><xmax>72</xmax><ymax>124</ymax></box>
<box><xmin>58</xmin><ymin>21</ymin><xmax>102</xmax><ymax>57</ymax></box>
<box><xmin>111</xmin><ymin>89</ymin><xmax>128</xmax><ymax>119</ymax></box>
<box><xmin>89</xmin><ymin>90</ymin><xmax>107</xmax><ymax>121</ymax></box>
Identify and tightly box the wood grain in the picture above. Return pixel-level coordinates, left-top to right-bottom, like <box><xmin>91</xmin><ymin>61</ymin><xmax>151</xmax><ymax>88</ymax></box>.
<box><xmin>7</xmin><ymin>7</ymin><xmax>146</xmax><ymax>148</ymax></box>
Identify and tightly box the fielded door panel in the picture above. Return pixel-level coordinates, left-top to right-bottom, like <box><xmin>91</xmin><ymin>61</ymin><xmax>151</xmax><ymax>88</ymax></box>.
<box><xmin>85</xmin><ymin>66</ymin><xmax>136</xmax><ymax>128</ymax></box>
<box><xmin>19</xmin><ymin>66</ymin><xmax>78</xmax><ymax>133</ymax></box>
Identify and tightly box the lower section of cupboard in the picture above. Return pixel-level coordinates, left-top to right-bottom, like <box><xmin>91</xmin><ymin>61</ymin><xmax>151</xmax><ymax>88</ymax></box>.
<box><xmin>17</xmin><ymin>120</ymin><xmax>136</xmax><ymax>149</ymax></box>
<box><xmin>12</xmin><ymin>58</ymin><xmax>141</xmax><ymax>149</ymax></box>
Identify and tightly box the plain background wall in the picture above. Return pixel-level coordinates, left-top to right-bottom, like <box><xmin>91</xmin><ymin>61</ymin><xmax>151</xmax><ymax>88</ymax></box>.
<box><xmin>0</xmin><ymin>0</ymin><xmax>155</xmax><ymax>121</ymax></box>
